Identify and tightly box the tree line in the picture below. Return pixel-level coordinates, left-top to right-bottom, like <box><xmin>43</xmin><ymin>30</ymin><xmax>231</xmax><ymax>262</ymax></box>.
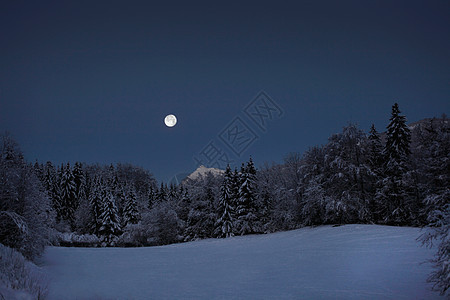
<box><xmin>1</xmin><ymin>103</ymin><xmax>448</xmax><ymax>294</ymax></box>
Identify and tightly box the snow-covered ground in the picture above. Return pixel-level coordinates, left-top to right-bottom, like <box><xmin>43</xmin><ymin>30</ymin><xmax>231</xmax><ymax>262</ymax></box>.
<box><xmin>41</xmin><ymin>225</ymin><xmax>442</xmax><ymax>299</ymax></box>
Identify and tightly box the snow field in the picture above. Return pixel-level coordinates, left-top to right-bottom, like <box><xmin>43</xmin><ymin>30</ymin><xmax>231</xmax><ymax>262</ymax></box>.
<box><xmin>42</xmin><ymin>225</ymin><xmax>442</xmax><ymax>299</ymax></box>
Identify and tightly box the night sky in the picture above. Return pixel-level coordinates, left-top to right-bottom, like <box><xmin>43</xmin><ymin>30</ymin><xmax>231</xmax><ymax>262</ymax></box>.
<box><xmin>1</xmin><ymin>0</ymin><xmax>449</xmax><ymax>182</ymax></box>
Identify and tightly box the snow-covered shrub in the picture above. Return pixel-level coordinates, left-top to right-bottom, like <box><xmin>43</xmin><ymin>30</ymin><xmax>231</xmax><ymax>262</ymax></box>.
<box><xmin>56</xmin><ymin>232</ymin><xmax>100</xmax><ymax>247</ymax></box>
<box><xmin>419</xmin><ymin>202</ymin><xmax>449</xmax><ymax>296</ymax></box>
<box><xmin>143</xmin><ymin>202</ymin><xmax>183</xmax><ymax>246</ymax></box>
<box><xmin>118</xmin><ymin>223</ymin><xmax>147</xmax><ymax>247</ymax></box>
<box><xmin>0</xmin><ymin>243</ymin><xmax>48</xmax><ymax>299</ymax></box>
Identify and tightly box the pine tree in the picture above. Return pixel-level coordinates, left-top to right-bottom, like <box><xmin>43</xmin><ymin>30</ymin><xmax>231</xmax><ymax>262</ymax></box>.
<box><xmin>58</xmin><ymin>163</ymin><xmax>78</xmax><ymax>227</ymax></box>
<box><xmin>377</xmin><ymin>103</ymin><xmax>412</xmax><ymax>225</ymax></box>
<box><xmin>147</xmin><ymin>186</ymin><xmax>155</xmax><ymax>209</ymax></box>
<box><xmin>215</xmin><ymin>165</ymin><xmax>235</xmax><ymax>238</ymax></box>
<box><xmin>231</xmin><ymin>168</ymin><xmax>240</xmax><ymax>209</ymax></box>
<box><xmin>367</xmin><ymin>124</ymin><xmax>383</xmax><ymax>222</ymax></box>
<box><xmin>73</xmin><ymin>162</ymin><xmax>86</xmax><ymax>202</ymax></box>
<box><xmin>88</xmin><ymin>177</ymin><xmax>103</xmax><ymax>235</ymax></box>
<box><xmin>236</xmin><ymin>158</ymin><xmax>259</xmax><ymax>235</ymax></box>
<box><xmin>367</xmin><ymin>124</ymin><xmax>383</xmax><ymax>175</ymax></box>
<box><xmin>33</xmin><ymin>161</ymin><xmax>44</xmax><ymax>183</ymax></box>
<box><xmin>123</xmin><ymin>184</ymin><xmax>141</xmax><ymax>226</ymax></box>
<box><xmin>168</xmin><ymin>183</ymin><xmax>178</xmax><ymax>204</ymax></box>
<box><xmin>98</xmin><ymin>187</ymin><xmax>122</xmax><ymax>246</ymax></box>
<box><xmin>384</xmin><ymin>103</ymin><xmax>411</xmax><ymax>174</ymax></box>
<box><xmin>177</xmin><ymin>187</ymin><xmax>191</xmax><ymax>223</ymax></box>
<box><xmin>43</xmin><ymin>161</ymin><xmax>55</xmax><ymax>193</ymax></box>
<box><xmin>157</xmin><ymin>183</ymin><xmax>167</xmax><ymax>203</ymax></box>
<box><xmin>43</xmin><ymin>161</ymin><xmax>58</xmax><ymax>215</ymax></box>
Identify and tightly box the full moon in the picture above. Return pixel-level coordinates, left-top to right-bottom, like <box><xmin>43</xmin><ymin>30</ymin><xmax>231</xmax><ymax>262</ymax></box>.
<box><xmin>164</xmin><ymin>114</ymin><xmax>177</xmax><ymax>127</ymax></box>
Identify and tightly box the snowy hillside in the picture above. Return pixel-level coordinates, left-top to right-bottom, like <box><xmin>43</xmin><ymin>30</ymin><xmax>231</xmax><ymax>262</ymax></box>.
<box><xmin>41</xmin><ymin>225</ymin><xmax>442</xmax><ymax>299</ymax></box>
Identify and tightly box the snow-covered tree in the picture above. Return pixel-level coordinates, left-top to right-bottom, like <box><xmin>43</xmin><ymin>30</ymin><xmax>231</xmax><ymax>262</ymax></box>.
<box><xmin>377</xmin><ymin>103</ymin><xmax>413</xmax><ymax>225</ymax></box>
<box><xmin>299</xmin><ymin>146</ymin><xmax>327</xmax><ymax>225</ymax></box>
<box><xmin>156</xmin><ymin>183</ymin><xmax>168</xmax><ymax>203</ymax></box>
<box><xmin>0</xmin><ymin>133</ymin><xmax>52</xmax><ymax>259</ymax></box>
<box><xmin>215</xmin><ymin>165</ymin><xmax>235</xmax><ymax>238</ymax></box>
<box><xmin>59</xmin><ymin>163</ymin><xmax>77</xmax><ymax>228</ymax></box>
<box><xmin>73</xmin><ymin>162</ymin><xmax>86</xmax><ymax>203</ymax></box>
<box><xmin>98</xmin><ymin>187</ymin><xmax>121</xmax><ymax>246</ymax></box>
<box><xmin>416</xmin><ymin>116</ymin><xmax>450</xmax><ymax>296</ymax></box>
<box><xmin>419</xmin><ymin>203</ymin><xmax>449</xmax><ymax>296</ymax></box>
<box><xmin>176</xmin><ymin>186</ymin><xmax>191</xmax><ymax>224</ymax></box>
<box><xmin>184</xmin><ymin>173</ymin><xmax>220</xmax><ymax>241</ymax></box>
<box><xmin>147</xmin><ymin>186</ymin><xmax>156</xmax><ymax>209</ymax></box>
<box><xmin>236</xmin><ymin>159</ymin><xmax>259</xmax><ymax>235</ymax></box>
<box><xmin>142</xmin><ymin>201</ymin><xmax>182</xmax><ymax>246</ymax></box>
<box><xmin>366</xmin><ymin>124</ymin><xmax>384</xmax><ymax>221</ymax></box>
<box><xmin>301</xmin><ymin>176</ymin><xmax>327</xmax><ymax>226</ymax></box>
<box><xmin>323</xmin><ymin>124</ymin><xmax>370</xmax><ymax>224</ymax></box>
<box><xmin>122</xmin><ymin>184</ymin><xmax>141</xmax><ymax>226</ymax></box>
<box><xmin>88</xmin><ymin>177</ymin><xmax>103</xmax><ymax>235</ymax></box>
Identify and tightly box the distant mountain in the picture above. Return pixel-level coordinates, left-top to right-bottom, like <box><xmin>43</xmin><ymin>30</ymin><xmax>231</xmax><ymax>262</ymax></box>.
<box><xmin>185</xmin><ymin>165</ymin><xmax>224</xmax><ymax>181</ymax></box>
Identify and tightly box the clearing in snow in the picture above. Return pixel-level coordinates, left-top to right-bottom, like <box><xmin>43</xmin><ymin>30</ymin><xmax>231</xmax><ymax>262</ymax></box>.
<box><xmin>41</xmin><ymin>225</ymin><xmax>442</xmax><ymax>299</ymax></box>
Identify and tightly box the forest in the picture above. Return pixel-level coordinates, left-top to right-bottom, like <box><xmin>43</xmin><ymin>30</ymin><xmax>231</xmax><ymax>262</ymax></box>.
<box><xmin>0</xmin><ymin>103</ymin><xmax>448</xmax><ymax>295</ymax></box>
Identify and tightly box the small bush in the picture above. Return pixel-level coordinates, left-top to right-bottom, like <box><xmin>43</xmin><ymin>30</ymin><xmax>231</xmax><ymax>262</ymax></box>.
<box><xmin>56</xmin><ymin>232</ymin><xmax>100</xmax><ymax>247</ymax></box>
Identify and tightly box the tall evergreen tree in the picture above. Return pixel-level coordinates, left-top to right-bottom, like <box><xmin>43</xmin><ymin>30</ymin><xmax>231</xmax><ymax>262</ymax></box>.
<box><xmin>215</xmin><ymin>165</ymin><xmax>235</xmax><ymax>238</ymax></box>
<box><xmin>176</xmin><ymin>187</ymin><xmax>191</xmax><ymax>223</ymax></box>
<box><xmin>377</xmin><ymin>103</ymin><xmax>412</xmax><ymax>225</ymax></box>
<box><xmin>231</xmin><ymin>168</ymin><xmax>240</xmax><ymax>208</ymax></box>
<box><xmin>147</xmin><ymin>186</ymin><xmax>156</xmax><ymax>209</ymax></box>
<box><xmin>59</xmin><ymin>163</ymin><xmax>77</xmax><ymax>228</ymax></box>
<box><xmin>366</xmin><ymin>124</ymin><xmax>383</xmax><ymax>222</ymax></box>
<box><xmin>88</xmin><ymin>176</ymin><xmax>103</xmax><ymax>235</ymax></box>
<box><xmin>98</xmin><ymin>187</ymin><xmax>121</xmax><ymax>246</ymax></box>
<box><xmin>43</xmin><ymin>161</ymin><xmax>57</xmax><ymax>212</ymax></box>
<box><xmin>384</xmin><ymin>103</ymin><xmax>411</xmax><ymax>174</ymax></box>
<box><xmin>73</xmin><ymin>162</ymin><xmax>86</xmax><ymax>203</ymax></box>
<box><xmin>122</xmin><ymin>184</ymin><xmax>141</xmax><ymax>226</ymax></box>
<box><xmin>236</xmin><ymin>158</ymin><xmax>259</xmax><ymax>235</ymax></box>
<box><xmin>367</xmin><ymin>124</ymin><xmax>383</xmax><ymax>175</ymax></box>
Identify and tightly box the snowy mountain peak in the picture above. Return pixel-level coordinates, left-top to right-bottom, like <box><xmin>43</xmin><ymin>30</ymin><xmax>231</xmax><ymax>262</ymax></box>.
<box><xmin>186</xmin><ymin>165</ymin><xmax>224</xmax><ymax>181</ymax></box>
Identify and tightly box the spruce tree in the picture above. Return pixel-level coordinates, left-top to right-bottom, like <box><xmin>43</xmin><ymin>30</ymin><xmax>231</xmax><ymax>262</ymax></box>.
<box><xmin>123</xmin><ymin>184</ymin><xmax>141</xmax><ymax>226</ymax></box>
<box><xmin>367</xmin><ymin>124</ymin><xmax>383</xmax><ymax>175</ymax></box>
<box><xmin>367</xmin><ymin>124</ymin><xmax>383</xmax><ymax>222</ymax></box>
<box><xmin>147</xmin><ymin>186</ymin><xmax>155</xmax><ymax>209</ymax></box>
<box><xmin>59</xmin><ymin>163</ymin><xmax>77</xmax><ymax>228</ymax></box>
<box><xmin>157</xmin><ymin>183</ymin><xmax>168</xmax><ymax>203</ymax></box>
<box><xmin>73</xmin><ymin>162</ymin><xmax>86</xmax><ymax>203</ymax></box>
<box><xmin>384</xmin><ymin>103</ymin><xmax>411</xmax><ymax>175</ymax></box>
<box><xmin>43</xmin><ymin>161</ymin><xmax>57</xmax><ymax>213</ymax></box>
<box><xmin>236</xmin><ymin>158</ymin><xmax>259</xmax><ymax>235</ymax></box>
<box><xmin>99</xmin><ymin>187</ymin><xmax>122</xmax><ymax>246</ymax></box>
<box><xmin>215</xmin><ymin>165</ymin><xmax>235</xmax><ymax>238</ymax></box>
<box><xmin>88</xmin><ymin>177</ymin><xmax>103</xmax><ymax>235</ymax></box>
<box><xmin>377</xmin><ymin>103</ymin><xmax>412</xmax><ymax>225</ymax></box>
<box><xmin>177</xmin><ymin>187</ymin><xmax>191</xmax><ymax>223</ymax></box>
<box><xmin>231</xmin><ymin>168</ymin><xmax>240</xmax><ymax>209</ymax></box>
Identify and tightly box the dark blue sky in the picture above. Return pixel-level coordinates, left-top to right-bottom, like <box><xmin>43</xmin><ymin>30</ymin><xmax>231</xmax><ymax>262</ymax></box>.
<box><xmin>1</xmin><ymin>0</ymin><xmax>449</xmax><ymax>182</ymax></box>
